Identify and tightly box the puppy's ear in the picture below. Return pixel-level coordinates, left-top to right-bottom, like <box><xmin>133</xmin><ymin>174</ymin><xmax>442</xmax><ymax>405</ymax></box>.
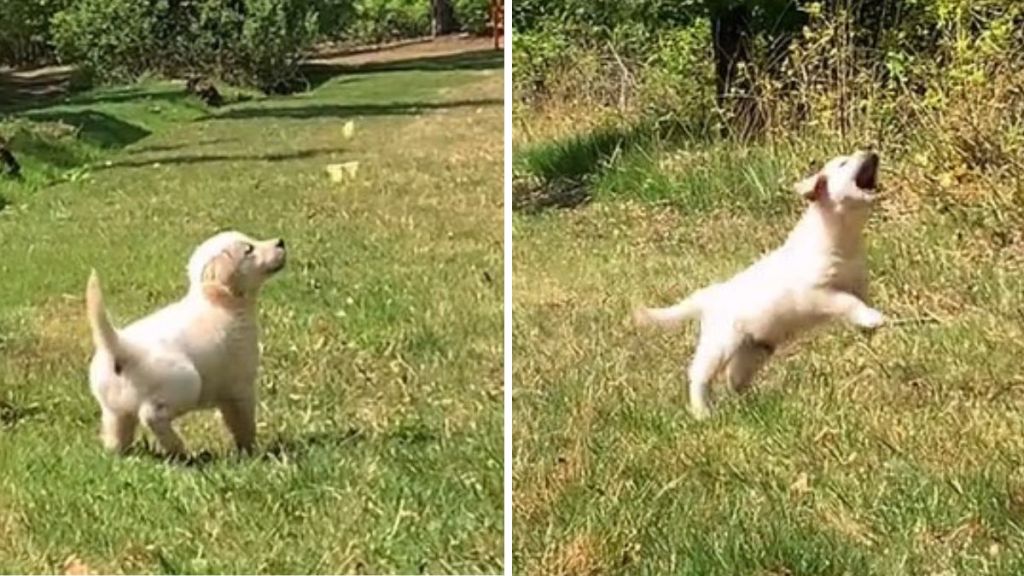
<box><xmin>794</xmin><ymin>173</ymin><xmax>827</xmax><ymax>201</ymax></box>
<box><xmin>201</xmin><ymin>251</ymin><xmax>238</xmax><ymax>290</ymax></box>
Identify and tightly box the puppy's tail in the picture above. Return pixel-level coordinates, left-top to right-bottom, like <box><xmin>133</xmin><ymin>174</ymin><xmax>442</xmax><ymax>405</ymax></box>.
<box><xmin>86</xmin><ymin>270</ymin><xmax>125</xmax><ymax>359</ymax></box>
<box><xmin>633</xmin><ymin>289</ymin><xmax>708</xmax><ymax>330</ymax></box>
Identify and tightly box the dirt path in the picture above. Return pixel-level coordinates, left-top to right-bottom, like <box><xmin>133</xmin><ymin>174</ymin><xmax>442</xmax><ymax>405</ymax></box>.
<box><xmin>309</xmin><ymin>35</ymin><xmax>494</xmax><ymax>66</ymax></box>
<box><xmin>0</xmin><ymin>65</ymin><xmax>74</xmax><ymax>108</ymax></box>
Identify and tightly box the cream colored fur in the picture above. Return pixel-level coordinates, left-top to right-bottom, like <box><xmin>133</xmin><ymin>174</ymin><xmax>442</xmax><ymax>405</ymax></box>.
<box><xmin>85</xmin><ymin>231</ymin><xmax>286</xmax><ymax>455</ymax></box>
<box><xmin>634</xmin><ymin>151</ymin><xmax>885</xmax><ymax>418</ymax></box>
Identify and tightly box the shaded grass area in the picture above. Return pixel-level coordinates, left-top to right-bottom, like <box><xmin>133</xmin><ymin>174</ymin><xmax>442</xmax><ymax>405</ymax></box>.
<box><xmin>512</xmin><ymin>136</ymin><xmax>1024</xmax><ymax>573</ymax></box>
<box><xmin>511</xmin><ymin>120</ymin><xmax>715</xmax><ymax>213</ymax></box>
<box><xmin>0</xmin><ymin>82</ymin><xmax>216</xmax><ymax>196</ymax></box>
<box><xmin>0</xmin><ymin>54</ymin><xmax>503</xmax><ymax>573</ymax></box>
<box><xmin>511</xmin><ymin>123</ymin><xmax>647</xmax><ymax>212</ymax></box>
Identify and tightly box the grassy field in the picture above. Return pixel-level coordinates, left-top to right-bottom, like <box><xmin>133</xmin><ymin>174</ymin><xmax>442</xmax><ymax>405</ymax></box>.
<box><xmin>512</xmin><ymin>134</ymin><xmax>1024</xmax><ymax>574</ymax></box>
<box><xmin>0</xmin><ymin>45</ymin><xmax>503</xmax><ymax>573</ymax></box>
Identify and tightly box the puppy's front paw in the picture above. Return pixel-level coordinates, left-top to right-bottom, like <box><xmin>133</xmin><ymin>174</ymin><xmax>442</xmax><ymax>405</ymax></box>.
<box><xmin>631</xmin><ymin>307</ymin><xmax>653</xmax><ymax>328</ymax></box>
<box><xmin>854</xmin><ymin>307</ymin><xmax>886</xmax><ymax>331</ymax></box>
<box><xmin>689</xmin><ymin>402</ymin><xmax>711</xmax><ymax>420</ymax></box>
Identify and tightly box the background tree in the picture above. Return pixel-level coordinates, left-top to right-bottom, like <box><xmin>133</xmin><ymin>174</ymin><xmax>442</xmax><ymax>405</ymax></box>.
<box><xmin>431</xmin><ymin>0</ymin><xmax>455</xmax><ymax>36</ymax></box>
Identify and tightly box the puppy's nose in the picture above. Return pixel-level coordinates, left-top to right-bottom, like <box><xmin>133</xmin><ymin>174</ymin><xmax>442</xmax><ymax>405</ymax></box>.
<box><xmin>275</xmin><ymin>239</ymin><xmax>286</xmax><ymax>250</ymax></box>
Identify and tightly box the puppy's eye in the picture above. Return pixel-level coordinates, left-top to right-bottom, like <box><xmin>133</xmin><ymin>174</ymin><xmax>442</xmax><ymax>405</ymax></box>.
<box><xmin>243</xmin><ymin>243</ymin><xmax>254</xmax><ymax>255</ymax></box>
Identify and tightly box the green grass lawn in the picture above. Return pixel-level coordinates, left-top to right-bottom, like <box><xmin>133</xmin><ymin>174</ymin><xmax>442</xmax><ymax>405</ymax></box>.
<box><xmin>512</xmin><ymin>140</ymin><xmax>1024</xmax><ymax>574</ymax></box>
<box><xmin>0</xmin><ymin>50</ymin><xmax>503</xmax><ymax>574</ymax></box>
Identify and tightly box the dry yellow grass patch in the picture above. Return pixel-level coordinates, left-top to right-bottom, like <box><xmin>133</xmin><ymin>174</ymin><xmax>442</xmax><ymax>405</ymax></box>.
<box><xmin>531</xmin><ymin>532</ymin><xmax>607</xmax><ymax>576</ymax></box>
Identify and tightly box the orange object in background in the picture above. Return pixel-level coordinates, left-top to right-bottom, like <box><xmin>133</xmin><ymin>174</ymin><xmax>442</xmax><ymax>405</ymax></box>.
<box><xmin>491</xmin><ymin>0</ymin><xmax>504</xmax><ymax>49</ymax></box>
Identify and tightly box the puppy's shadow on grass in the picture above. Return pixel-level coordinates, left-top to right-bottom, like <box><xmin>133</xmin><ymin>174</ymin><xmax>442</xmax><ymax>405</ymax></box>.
<box><xmin>126</xmin><ymin>428</ymin><xmax>365</xmax><ymax>468</ymax></box>
<box><xmin>262</xmin><ymin>428</ymin><xmax>364</xmax><ymax>462</ymax></box>
<box><xmin>126</xmin><ymin>442</ymin><xmax>220</xmax><ymax>469</ymax></box>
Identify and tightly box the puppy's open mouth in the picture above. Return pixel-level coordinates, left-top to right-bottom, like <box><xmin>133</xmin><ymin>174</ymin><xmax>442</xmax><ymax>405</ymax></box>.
<box><xmin>268</xmin><ymin>260</ymin><xmax>286</xmax><ymax>274</ymax></box>
<box><xmin>855</xmin><ymin>153</ymin><xmax>879</xmax><ymax>190</ymax></box>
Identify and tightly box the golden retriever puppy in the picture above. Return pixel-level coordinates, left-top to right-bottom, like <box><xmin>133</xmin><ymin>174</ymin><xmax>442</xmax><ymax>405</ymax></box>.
<box><xmin>635</xmin><ymin>151</ymin><xmax>884</xmax><ymax>418</ymax></box>
<box><xmin>85</xmin><ymin>231</ymin><xmax>286</xmax><ymax>456</ymax></box>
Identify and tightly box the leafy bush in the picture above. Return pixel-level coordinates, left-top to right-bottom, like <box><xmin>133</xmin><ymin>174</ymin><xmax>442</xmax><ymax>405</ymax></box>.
<box><xmin>52</xmin><ymin>0</ymin><xmax>318</xmax><ymax>92</ymax></box>
<box><xmin>10</xmin><ymin>0</ymin><xmax>486</xmax><ymax>78</ymax></box>
<box><xmin>0</xmin><ymin>0</ymin><xmax>69</xmax><ymax>66</ymax></box>
<box><xmin>240</xmin><ymin>0</ymin><xmax>319</xmax><ymax>91</ymax></box>
<box><xmin>51</xmin><ymin>0</ymin><xmax>163</xmax><ymax>82</ymax></box>
<box><xmin>514</xmin><ymin>0</ymin><xmax>1024</xmax><ymax>221</ymax></box>
<box><xmin>190</xmin><ymin>0</ymin><xmax>319</xmax><ymax>92</ymax></box>
<box><xmin>312</xmin><ymin>0</ymin><xmax>357</xmax><ymax>40</ymax></box>
<box><xmin>452</xmin><ymin>0</ymin><xmax>490</xmax><ymax>35</ymax></box>
<box><xmin>317</xmin><ymin>0</ymin><xmax>489</xmax><ymax>44</ymax></box>
<box><xmin>346</xmin><ymin>0</ymin><xmax>430</xmax><ymax>43</ymax></box>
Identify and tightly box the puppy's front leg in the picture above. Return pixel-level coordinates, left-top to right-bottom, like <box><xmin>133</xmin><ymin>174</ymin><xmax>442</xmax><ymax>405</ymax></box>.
<box><xmin>817</xmin><ymin>290</ymin><xmax>885</xmax><ymax>330</ymax></box>
<box><xmin>726</xmin><ymin>341</ymin><xmax>772</xmax><ymax>394</ymax></box>
<box><xmin>100</xmin><ymin>409</ymin><xmax>138</xmax><ymax>454</ymax></box>
<box><xmin>219</xmin><ymin>397</ymin><xmax>256</xmax><ymax>452</ymax></box>
<box><xmin>687</xmin><ymin>331</ymin><xmax>732</xmax><ymax>419</ymax></box>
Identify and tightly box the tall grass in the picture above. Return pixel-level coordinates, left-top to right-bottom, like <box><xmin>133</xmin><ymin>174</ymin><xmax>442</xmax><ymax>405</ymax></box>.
<box><xmin>512</xmin><ymin>3</ymin><xmax>1024</xmax><ymax>223</ymax></box>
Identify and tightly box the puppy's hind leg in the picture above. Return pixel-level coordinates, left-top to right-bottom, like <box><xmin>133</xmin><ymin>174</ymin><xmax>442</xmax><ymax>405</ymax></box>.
<box><xmin>686</xmin><ymin>330</ymin><xmax>734</xmax><ymax>419</ymax></box>
<box><xmin>726</xmin><ymin>339</ymin><xmax>773</xmax><ymax>395</ymax></box>
<box><xmin>100</xmin><ymin>409</ymin><xmax>138</xmax><ymax>454</ymax></box>
<box><xmin>139</xmin><ymin>403</ymin><xmax>186</xmax><ymax>457</ymax></box>
<box><xmin>218</xmin><ymin>396</ymin><xmax>256</xmax><ymax>453</ymax></box>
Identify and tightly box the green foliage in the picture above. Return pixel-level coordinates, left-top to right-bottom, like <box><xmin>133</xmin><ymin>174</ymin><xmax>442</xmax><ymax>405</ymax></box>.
<box><xmin>51</xmin><ymin>0</ymin><xmax>163</xmax><ymax>83</ymax></box>
<box><xmin>0</xmin><ymin>0</ymin><xmax>69</xmax><ymax>66</ymax></box>
<box><xmin>511</xmin><ymin>0</ymin><xmax>700</xmax><ymax>34</ymax></box>
<box><xmin>6</xmin><ymin>0</ymin><xmax>488</xmax><ymax>80</ymax></box>
<box><xmin>515</xmin><ymin>0</ymin><xmax>1024</xmax><ymax>217</ymax></box>
<box><xmin>510</xmin><ymin>27</ymin><xmax>573</xmax><ymax>99</ymax></box>
<box><xmin>313</xmin><ymin>0</ymin><xmax>491</xmax><ymax>42</ymax></box>
<box><xmin>311</xmin><ymin>0</ymin><xmax>357</xmax><ymax>39</ymax></box>
<box><xmin>241</xmin><ymin>0</ymin><xmax>319</xmax><ymax>90</ymax></box>
<box><xmin>51</xmin><ymin>0</ymin><xmax>319</xmax><ymax>92</ymax></box>
<box><xmin>346</xmin><ymin>0</ymin><xmax>430</xmax><ymax>42</ymax></box>
<box><xmin>452</xmin><ymin>0</ymin><xmax>490</xmax><ymax>35</ymax></box>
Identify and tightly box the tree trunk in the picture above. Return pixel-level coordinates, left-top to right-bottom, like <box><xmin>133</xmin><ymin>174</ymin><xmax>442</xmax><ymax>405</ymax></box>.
<box><xmin>431</xmin><ymin>0</ymin><xmax>456</xmax><ymax>37</ymax></box>
<box><xmin>712</xmin><ymin>5</ymin><xmax>760</xmax><ymax>138</ymax></box>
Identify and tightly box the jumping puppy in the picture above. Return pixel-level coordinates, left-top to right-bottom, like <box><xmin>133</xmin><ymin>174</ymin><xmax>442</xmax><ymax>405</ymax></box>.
<box><xmin>86</xmin><ymin>231</ymin><xmax>287</xmax><ymax>455</ymax></box>
<box><xmin>634</xmin><ymin>151</ymin><xmax>885</xmax><ymax>418</ymax></box>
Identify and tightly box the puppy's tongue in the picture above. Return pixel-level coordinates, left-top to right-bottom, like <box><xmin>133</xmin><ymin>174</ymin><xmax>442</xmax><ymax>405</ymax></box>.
<box><xmin>856</xmin><ymin>154</ymin><xmax>879</xmax><ymax>190</ymax></box>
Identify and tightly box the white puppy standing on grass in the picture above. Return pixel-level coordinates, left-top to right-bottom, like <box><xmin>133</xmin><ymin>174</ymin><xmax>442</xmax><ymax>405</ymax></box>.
<box><xmin>86</xmin><ymin>231</ymin><xmax>287</xmax><ymax>456</ymax></box>
<box><xmin>634</xmin><ymin>151</ymin><xmax>886</xmax><ymax>419</ymax></box>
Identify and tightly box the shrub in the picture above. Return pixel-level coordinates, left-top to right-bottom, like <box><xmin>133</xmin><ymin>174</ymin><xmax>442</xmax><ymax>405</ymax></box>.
<box><xmin>452</xmin><ymin>0</ymin><xmax>490</xmax><ymax>35</ymax></box>
<box><xmin>52</xmin><ymin>0</ymin><xmax>318</xmax><ymax>92</ymax></box>
<box><xmin>514</xmin><ymin>0</ymin><xmax>1024</xmax><ymax>222</ymax></box>
<box><xmin>210</xmin><ymin>0</ymin><xmax>320</xmax><ymax>92</ymax></box>
<box><xmin>0</xmin><ymin>0</ymin><xmax>70</xmax><ymax>66</ymax></box>
<box><xmin>313</xmin><ymin>0</ymin><xmax>358</xmax><ymax>40</ymax></box>
<box><xmin>347</xmin><ymin>0</ymin><xmax>430</xmax><ymax>43</ymax></box>
<box><xmin>326</xmin><ymin>0</ymin><xmax>491</xmax><ymax>44</ymax></box>
<box><xmin>51</xmin><ymin>0</ymin><xmax>163</xmax><ymax>82</ymax></box>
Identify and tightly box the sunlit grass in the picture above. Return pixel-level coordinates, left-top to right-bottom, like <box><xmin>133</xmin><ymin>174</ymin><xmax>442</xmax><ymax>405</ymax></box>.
<box><xmin>0</xmin><ymin>52</ymin><xmax>503</xmax><ymax>574</ymax></box>
<box><xmin>513</xmin><ymin>135</ymin><xmax>1024</xmax><ymax>574</ymax></box>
